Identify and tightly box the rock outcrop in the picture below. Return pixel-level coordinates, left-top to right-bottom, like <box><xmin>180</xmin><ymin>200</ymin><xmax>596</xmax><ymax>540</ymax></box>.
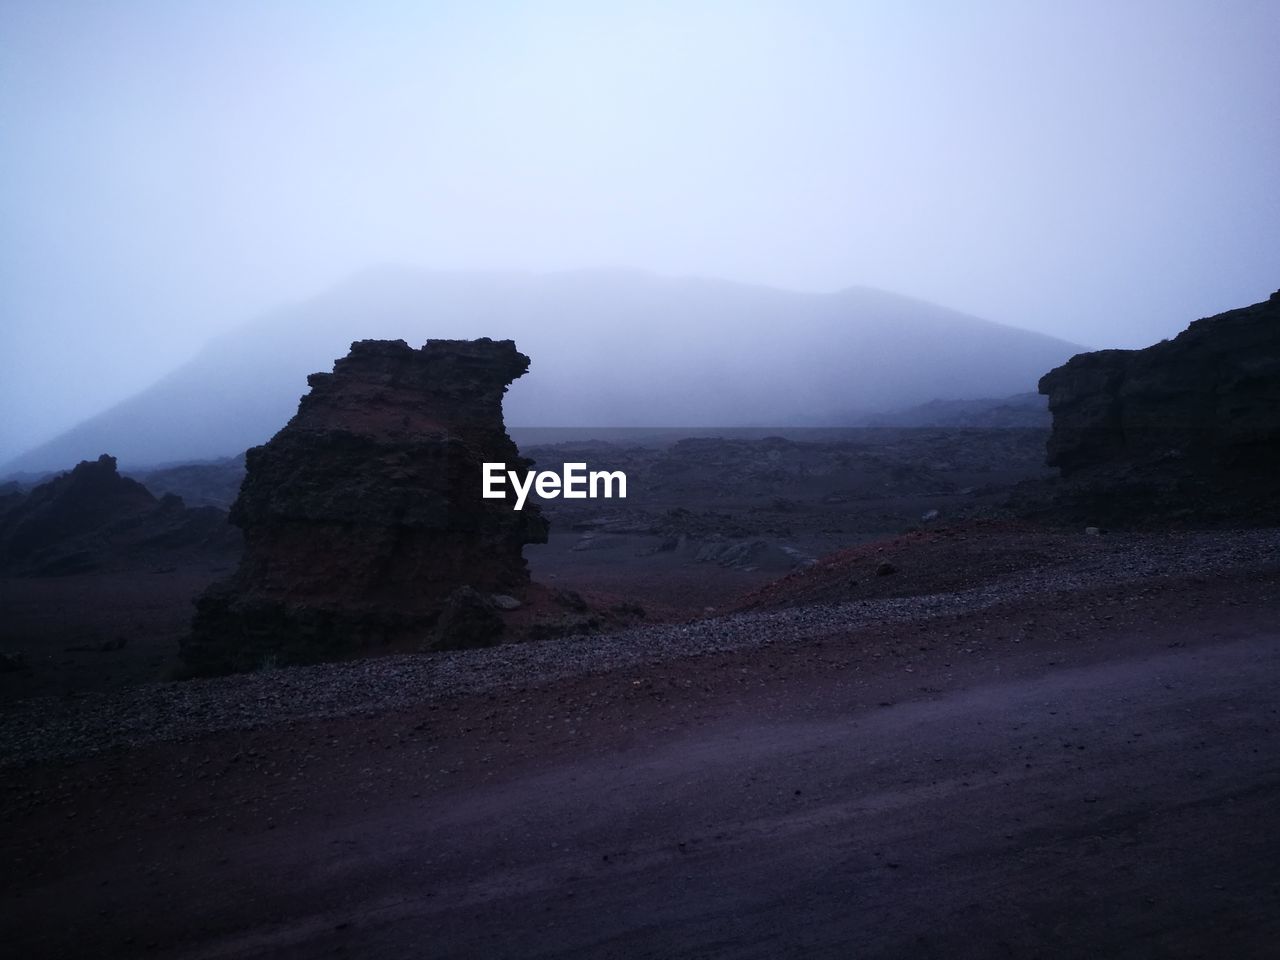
<box><xmin>1038</xmin><ymin>290</ymin><xmax>1280</xmax><ymax>519</ymax></box>
<box><xmin>0</xmin><ymin>454</ymin><xmax>235</xmax><ymax>576</ymax></box>
<box><xmin>182</xmin><ymin>338</ymin><xmax>547</xmax><ymax>675</ymax></box>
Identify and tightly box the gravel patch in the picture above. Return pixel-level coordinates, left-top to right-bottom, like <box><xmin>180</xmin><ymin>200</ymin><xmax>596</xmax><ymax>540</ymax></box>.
<box><xmin>2</xmin><ymin>528</ymin><xmax>1277</xmax><ymax>767</ymax></box>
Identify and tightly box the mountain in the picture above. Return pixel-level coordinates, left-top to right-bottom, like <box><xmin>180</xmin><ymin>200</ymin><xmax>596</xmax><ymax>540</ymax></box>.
<box><xmin>4</xmin><ymin>268</ymin><xmax>1082</xmax><ymax>472</ymax></box>
<box><xmin>858</xmin><ymin>392</ymin><xmax>1050</xmax><ymax>428</ymax></box>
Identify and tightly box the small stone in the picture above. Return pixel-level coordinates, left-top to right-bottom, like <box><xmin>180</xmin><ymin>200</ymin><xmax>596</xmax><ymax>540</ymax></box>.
<box><xmin>428</xmin><ymin>586</ymin><xmax>505</xmax><ymax>651</ymax></box>
<box><xmin>490</xmin><ymin>594</ymin><xmax>523</xmax><ymax>611</ymax></box>
<box><xmin>876</xmin><ymin>562</ymin><xmax>896</xmax><ymax>576</ymax></box>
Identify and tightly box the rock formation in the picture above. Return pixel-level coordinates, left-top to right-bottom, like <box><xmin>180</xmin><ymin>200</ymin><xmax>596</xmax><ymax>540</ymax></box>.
<box><xmin>0</xmin><ymin>454</ymin><xmax>235</xmax><ymax>576</ymax></box>
<box><xmin>1038</xmin><ymin>290</ymin><xmax>1280</xmax><ymax>518</ymax></box>
<box><xmin>182</xmin><ymin>338</ymin><xmax>547</xmax><ymax>675</ymax></box>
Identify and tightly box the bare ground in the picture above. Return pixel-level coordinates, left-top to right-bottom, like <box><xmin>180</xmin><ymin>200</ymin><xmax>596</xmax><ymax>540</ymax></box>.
<box><xmin>3</xmin><ymin>540</ymin><xmax>1278</xmax><ymax>959</ymax></box>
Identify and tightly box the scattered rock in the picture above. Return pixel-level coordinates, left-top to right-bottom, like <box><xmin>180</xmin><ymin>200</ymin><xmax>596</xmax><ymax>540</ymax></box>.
<box><xmin>5</xmin><ymin>526</ymin><xmax>1280</xmax><ymax>767</ymax></box>
<box><xmin>876</xmin><ymin>562</ymin><xmax>897</xmax><ymax>577</ymax></box>
<box><xmin>695</xmin><ymin>538</ymin><xmax>812</xmax><ymax>571</ymax></box>
<box><xmin>552</xmin><ymin>588</ymin><xmax>589</xmax><ymax>612</ymax></box>
<box><xmin>490</xmin><ymin>594</ymin><xmax>523</xmax><ymax>611</ymax></box>
<box><xmin>133</xmin><ymin>453</ymin><xmax>247</xmax><ymax>510</ymax></box>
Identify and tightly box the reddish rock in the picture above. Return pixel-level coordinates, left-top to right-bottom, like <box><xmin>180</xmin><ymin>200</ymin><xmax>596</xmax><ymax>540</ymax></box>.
<box><xmin>183</xmin><ymin>338</ymin><xmax>546</xmax><ymax>674</ymax></box>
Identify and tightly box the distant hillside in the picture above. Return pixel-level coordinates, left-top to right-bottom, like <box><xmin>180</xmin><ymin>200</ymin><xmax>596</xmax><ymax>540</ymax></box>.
<box><xmin>4</xmin><ymin>268</ymin><xmax>1081</xmax><ymax>471</ymax></box>
<box><xmin>858</xmin><ymin>393</ymin><xmax>1050</xmax><ymax>428</ymax></box>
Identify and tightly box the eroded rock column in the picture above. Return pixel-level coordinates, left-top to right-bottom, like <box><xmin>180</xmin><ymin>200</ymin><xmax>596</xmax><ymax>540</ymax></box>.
<box><xmin>183</xmin><ymin>338</ymin><xmax>546</xmax><ymax>674</ymax></box>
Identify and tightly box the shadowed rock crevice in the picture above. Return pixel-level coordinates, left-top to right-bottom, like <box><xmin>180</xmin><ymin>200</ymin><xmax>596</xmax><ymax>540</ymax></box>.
<box><xmin>182</xmin><ymin>338</ymin><xmax>546</xmax><ymax>675</ymax></box>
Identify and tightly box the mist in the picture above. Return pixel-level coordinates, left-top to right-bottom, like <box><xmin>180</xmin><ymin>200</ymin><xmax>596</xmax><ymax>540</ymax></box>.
<box><xmin>2</xmin><ymin>0</ymin><xmax>1278</xmax><ymax>463</ymax></box>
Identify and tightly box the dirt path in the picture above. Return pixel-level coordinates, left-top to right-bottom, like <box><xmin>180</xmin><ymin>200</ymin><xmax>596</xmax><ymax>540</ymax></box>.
<box><xmin>4</xmin><ymin>573</ymin><xmax>1279</xmax><ymax>958</ymax></box>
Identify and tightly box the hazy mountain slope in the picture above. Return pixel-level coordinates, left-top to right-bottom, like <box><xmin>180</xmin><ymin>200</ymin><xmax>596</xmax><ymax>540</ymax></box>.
<box><xmin>859</xmin><ymin>393</ymin><xmax>1051</xmax><ymax>428</ymax></box>
<box><xmin>5</xmin><ymin>268</ymin><xmax>1082</xmax><ymax>471</ymax></box>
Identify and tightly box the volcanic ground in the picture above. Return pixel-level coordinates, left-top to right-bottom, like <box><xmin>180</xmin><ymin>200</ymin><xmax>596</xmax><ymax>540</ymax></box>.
<box><xmin>2</xmin><ymin>429</ymin><xmax>1278</xmax><ymax>958</ymax></box>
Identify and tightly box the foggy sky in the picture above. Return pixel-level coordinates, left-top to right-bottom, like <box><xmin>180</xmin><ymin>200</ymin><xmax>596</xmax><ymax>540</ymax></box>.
<box><xmin>2</xmin><ymin>0</ymin><xmax>1278</xmax><ymax>463</ymax></box>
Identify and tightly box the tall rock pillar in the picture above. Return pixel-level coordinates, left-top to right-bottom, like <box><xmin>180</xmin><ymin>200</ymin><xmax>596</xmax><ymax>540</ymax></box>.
<box><xmin>183</xmin><ymin>337</ymin><xmax>546</xmax><ymax>674</ymax></box>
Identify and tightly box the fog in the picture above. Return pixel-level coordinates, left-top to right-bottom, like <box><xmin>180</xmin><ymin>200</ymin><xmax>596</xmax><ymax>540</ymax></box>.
<box><xmin>6</xmin><ymin>269</ymin><xmax>1083</xmax><ymax>469</ymax></box>
<box><xmin>2</xmin><ymin>0</ymin><xmax>1278</xmax><ymax>464</ymax></box>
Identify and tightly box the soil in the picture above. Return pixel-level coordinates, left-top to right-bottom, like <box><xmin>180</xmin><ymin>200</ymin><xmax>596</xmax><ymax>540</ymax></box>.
<box><xmin>1</xmin><ymin>429</ymin><xmax>1051</xmax><ymax>699</ymax></box>
<box><xmin>2</xmin><ymin>429</ymin><xmax>1278</xmax><ymax>958</ymax></box>
<box><xmin>2</xmin><ymin>562</ymin><xmax>1278</xmax><ymax>958</ymax></box>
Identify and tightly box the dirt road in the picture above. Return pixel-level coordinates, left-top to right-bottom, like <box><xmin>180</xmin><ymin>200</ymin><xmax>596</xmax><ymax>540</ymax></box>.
<box><xmin>4</xmin><ymin>573</ymin><xmax>1279</xmax><ymax>958</ymax></box>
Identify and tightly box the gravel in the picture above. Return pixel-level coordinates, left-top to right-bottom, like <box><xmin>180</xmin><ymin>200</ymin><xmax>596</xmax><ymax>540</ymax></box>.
<box><xmin>2</xmin><ymin>528</ymin><xmax>1277</xmax><ymax>767</ymax></box>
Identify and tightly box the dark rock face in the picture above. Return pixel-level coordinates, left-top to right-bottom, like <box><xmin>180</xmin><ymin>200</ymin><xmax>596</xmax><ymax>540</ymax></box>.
<box><xmin>0</xmin><ymin>454</ymin><xmax>234</xmax><ymax>576</ymax></box>
<box><xmin>183</xmin><ymin>338</ymin><xmax>547</xmax><ymax>675</ymax></box>
<box><xmin>1038</xmin><ymin>291</ymin><xmax>1280</xmax><ymax>518</ymax></box>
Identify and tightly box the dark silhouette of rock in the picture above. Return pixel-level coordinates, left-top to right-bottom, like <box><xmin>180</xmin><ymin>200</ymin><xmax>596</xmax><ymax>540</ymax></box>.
<box><xmin>0</xmin><ymin>454</ymin><xmax>235</xmax><ymax>576</ymax></box>
<box><xmin>134</xmin><ymin>454</ymin><xmax>247</xmax><ymax>509</ymax></box>
<box><xmin>1039</xmin><ymin>290</ymin><xmax>1280</xmax><ymax>519</ymax></box>
<box><xmin>183</xmin><ymin>338</ymin><xmax>547</xmax><ymax>675</ymax></box>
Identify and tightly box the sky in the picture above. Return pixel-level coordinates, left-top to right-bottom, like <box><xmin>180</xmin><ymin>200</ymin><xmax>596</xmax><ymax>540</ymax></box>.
<box><xmin>2</xmin><ymin>0</ymin><xmax>1278</xmax><ymax>461</ymax></box>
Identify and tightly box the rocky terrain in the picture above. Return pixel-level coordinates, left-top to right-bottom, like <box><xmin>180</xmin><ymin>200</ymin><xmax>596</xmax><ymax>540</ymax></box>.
<box><xmin>1</xmin><ymin>524</ymin><xmax>1277</xmax><ymax>959</ymax></box>
<box><xmin>2</xmin><ymin>291</ymin><xmax>1278</xmax><ymax>957</ymax></box>
<box><xmin>858</xmin><ymin>391</ymin><xmax>1050</xmax><ymax>428</ymax></box>
<box><xmin>133</xmin><ymin>455</ymin><xmax>247</xmax><ymax>510</ymax></box>
<box><xmin>514</xmin><ymin>429</ymin><xmax>1052</xmax><ymax>615</ymax></box>
<box><xmin>0</xmin><ymin>426</ymin><xmax>1054</xmax><ymax>701</ymax></box>
<box><xmin>183</xmin><ymin>338</ymin><xmax>548</xmax><ymax>676</ymax></box>
<box><xmin>1039</xmin><ymin>289</ymin><xmax>1280</xmax><ymax>522</ymax></box>
<box><xmin>3</xmin><ymin>523</ymin><xmax>1276</xmax><ymax>766</ymax></box>
<box><xmin>0</xmin><ymin>454</ymin><xmax>236</xmax><ymax>578</ymax></box>
<box><xmin>0</xmin><ymin>455</ymin><xmax>241</xmax><ymax>691</ymax></box>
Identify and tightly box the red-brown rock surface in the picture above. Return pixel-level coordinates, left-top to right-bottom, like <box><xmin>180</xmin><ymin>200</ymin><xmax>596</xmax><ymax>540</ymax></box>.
<box><xmin>182</xmin><ymin>338</ymin><xmax>546</xmax><ymax>675</ymax></box>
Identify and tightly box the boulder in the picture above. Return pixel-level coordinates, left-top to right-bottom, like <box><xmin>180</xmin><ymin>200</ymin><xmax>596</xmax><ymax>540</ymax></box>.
<box><xmin>428</xmin><ymin>586</ymin><xmax>506</xmax><ymax>651</ymax></box>
<box><xmin>182</xmin><ymin>338</ymin><xmax>547</xmax><ymax>675</ymax></box>
<box><xmin>1038</xmin><ymin>290</ymin><xmax>1280</xmax><ymax>519</ymax></box>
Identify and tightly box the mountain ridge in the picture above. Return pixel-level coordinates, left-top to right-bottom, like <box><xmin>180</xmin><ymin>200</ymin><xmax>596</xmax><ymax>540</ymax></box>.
<box><xmin>4</xmin><ymin>268</ymin><xmax>1082</xmax><ymax>472</ymax></box>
